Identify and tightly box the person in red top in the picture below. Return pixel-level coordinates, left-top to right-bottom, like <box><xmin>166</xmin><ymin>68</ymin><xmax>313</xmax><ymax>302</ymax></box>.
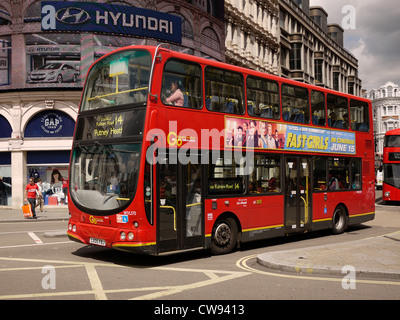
<box><xmin>25</xmin><ymin>177</ymin><xmax>42</xmax><ymax>219</ymax></box>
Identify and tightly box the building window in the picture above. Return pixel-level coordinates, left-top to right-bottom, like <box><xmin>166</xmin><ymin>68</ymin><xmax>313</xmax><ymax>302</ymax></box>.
<box><xmin>290</xmin><ymin>43</ymin><xmax>302</xmax><ymax>70</ymax></box>
<box><xmin>201</xmin><ymin>27</ymin><xmax>220</xmax><ymax>52</ymax></box>
<box><xmin>333</xmin><ymin>72</ymin><xmax>339</xmax><ymax>91</ymax></box>
<box><xmin>315</xmin><ymin>59</ymin><xmax>323</xmax><ymax>83</ymax></box>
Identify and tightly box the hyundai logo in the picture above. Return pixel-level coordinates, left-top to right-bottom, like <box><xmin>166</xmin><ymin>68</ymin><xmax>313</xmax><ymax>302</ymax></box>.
<box><xmin>56</xmin><ymin>7</ymin><xmax>90</xmax><ymax>25</ymax></box>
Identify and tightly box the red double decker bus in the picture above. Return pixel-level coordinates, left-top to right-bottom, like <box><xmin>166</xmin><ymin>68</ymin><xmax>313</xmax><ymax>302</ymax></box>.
<box><xmin>67</xmin><ymin>45</ymin><xmax>375</xmax><ymax>255</ymax></box>
<box><xmin>383</xmin><ymin>128</ymin><xmax>400</xmax><ymax>202</ymax></box>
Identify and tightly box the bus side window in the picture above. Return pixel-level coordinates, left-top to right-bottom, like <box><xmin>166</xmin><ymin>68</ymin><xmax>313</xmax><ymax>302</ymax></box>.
<box><xmin>246</xmin><ymin>76</ymin><xmax>280</xmax><ymax>119</ymax></box>
<box><xmin>350</xmin><ymin>99</ymin><xmax>370</xmax><ymax>132</ymax></box>
<box><xmin>313</xmin><ymin>157</ymin><xmax>327</xmax><ymax>191</ymax></box>
<box><xmin>351</xmin><ymin>159</ymin><xmax>362</xmax><ymax>190</ymax></box>
<box><xmin>205</xmin><ymin>67</ymin><xmax>245</xmax><ymax>115</ymax></box>
<box><xmin>281</xmin><ymin>84</ymin><xmax>309</xmax><ymax>124</ymax></box>
<box><xmin>161</xmin><ymin>59</ymin><xmax>202</xmax><ymax>109</ymax></box>
<box><xmin>328</xmin><ymin>157</ymin><xmax>350</xmax><ymax>190</ymax></box>
<box><xmin>327</xmin><ymin>94</ymin><xmax>349</xmax><ymax>129</ymax></box>
<box><xmin>311</xmin><ymin>90</ymin><xmax>326</xmax><ymax>126</ymax></box>
<box><xmin>248</xmin><ymin>155</ymin><xmax>281</xmax><ymax>194</ymax></box>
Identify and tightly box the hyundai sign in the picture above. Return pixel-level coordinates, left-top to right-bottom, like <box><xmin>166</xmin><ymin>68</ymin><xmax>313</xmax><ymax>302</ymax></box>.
<box><xmin>41</xmin><ymin>1</ymin><xmax>182</xmax><ymax>44</ymax></box>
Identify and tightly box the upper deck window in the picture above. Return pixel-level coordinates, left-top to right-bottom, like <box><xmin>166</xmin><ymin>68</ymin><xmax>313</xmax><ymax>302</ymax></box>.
<box><xmin>281</xmin><ymin>84</ymin><xmax>309</xmax><ymax>123</ymax></box>
<box><xmin>327</xmin><ymin>94</ymin><xmax>349</xmax><ymax>129</ymax></box>
<box><xmin>81</xmin><ymin>50</ymin><xmax>151</xmax><ymax>111</ymax></box>
<box><xmin>350</xmin><ymin>99</ymin><xmax>370</xmax><ymax>132</ymax></box>
<box><xmin>311</xmin><ymin>90</ymin><xmax>326</xmax><ymax>126</ymax></box>
<box><xmin>246</xmin><ymin>76</ymin><xmax>280</xmax><ymax>119</ymax></box>
<box><xmin>161</xmin><ymin>59</ymin><xmax>202</xmax><ymax>109</ymax></box>
<box><xmin>205</xmin><ymin>67</ymin><xmax>245</xmax><ymax>115</ymax></box>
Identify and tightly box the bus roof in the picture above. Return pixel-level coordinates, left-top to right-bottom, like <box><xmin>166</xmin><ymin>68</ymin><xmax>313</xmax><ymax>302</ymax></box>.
<box><xmin>385</xmin><ymin>128</ymin><xmax>400</xmax><ymax>136</ymax></box>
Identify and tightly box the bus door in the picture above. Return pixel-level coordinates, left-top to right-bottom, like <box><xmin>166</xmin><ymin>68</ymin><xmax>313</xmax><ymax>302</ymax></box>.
<box><xmin>157</xmin><ymin>159</ymin><xmax>204</xmax><ymax>253</ymax></box>
<box><xmin>284</xmin><ymin>156</ymin><xmax>312</xmax><ymax>233</ymax></box>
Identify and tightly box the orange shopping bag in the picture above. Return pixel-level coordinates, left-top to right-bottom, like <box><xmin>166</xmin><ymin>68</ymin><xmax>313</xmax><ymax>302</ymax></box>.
<box><xmin>22</xmin><ymin>204</ymin><xmax>33</xmax><ymax>218</ymax></box>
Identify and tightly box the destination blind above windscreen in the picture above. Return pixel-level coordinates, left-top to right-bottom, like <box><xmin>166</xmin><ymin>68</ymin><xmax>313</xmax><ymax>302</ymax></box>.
<box><xmin>75</xmin><ymin>109</ymin><xmax>145</xmax><ymax>141</ymax></box>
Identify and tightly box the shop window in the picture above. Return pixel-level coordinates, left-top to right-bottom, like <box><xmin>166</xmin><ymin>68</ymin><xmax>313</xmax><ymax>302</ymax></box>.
<box><xmin>25</xmin><ymin>110</ymin><xmax>75</xmax><ymax>138</ymax></box>
<box><xmin>0</xmin><ymin>152</ymin><xmax>12</xmax><ymax>206</ymax></box>
<box><xmin>0</xmin><ymin>115</ymin><xmax>12</xmax><ymax>138</ymax></box>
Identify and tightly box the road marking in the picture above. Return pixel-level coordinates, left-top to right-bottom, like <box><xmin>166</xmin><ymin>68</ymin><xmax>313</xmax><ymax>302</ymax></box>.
<box><xmin>0</xmin><ymin>256</ymin><xmax>251</xmax><ymax>300</ymax></box>
<box><xmin>28</xmin><ymin>232</ymin><xmax>43</xmax><ymax>244</ymax></box>
<box><xmin>0</xmin><ymin>241</ymin><xmax>71</xmax><ymax>249</ymax></box>
<box><xmin>236</xmin><ymin>255</ymin><xmax>400</xmax><ymax>286</ymax></box>
<box><xmin>85</xmin><ymin>263</ymin><xmax>107</xmax><ymax>300</ymax></box>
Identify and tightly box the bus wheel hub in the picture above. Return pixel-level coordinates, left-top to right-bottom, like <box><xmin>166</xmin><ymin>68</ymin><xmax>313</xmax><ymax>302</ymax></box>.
<box><xmin>214</xmin><ymin>223</ymin><xmax>231</xmax><ymax>246</ymax></box>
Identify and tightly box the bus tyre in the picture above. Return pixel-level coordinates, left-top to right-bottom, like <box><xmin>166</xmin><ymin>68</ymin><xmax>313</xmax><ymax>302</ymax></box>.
<box><xmin>211</xmin><ymin>217</ymin><xmax>238</xmax><ymax>255</ymax></box>
<box><xmin>332</xmin><ymin>205</ymin><xmax>347</xmax><ymax>234</ymax></box>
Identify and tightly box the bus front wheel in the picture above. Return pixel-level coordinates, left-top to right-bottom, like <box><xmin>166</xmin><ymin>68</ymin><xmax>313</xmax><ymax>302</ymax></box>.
<box><xmin>332</xmin><ymin>205</ymin><xmax>348</xmax><ymax>234</ymax></box>
<box><xmin>211</xmin><ymin>217</ymin><xmax>238</xmax><ymax>255</ymax></box>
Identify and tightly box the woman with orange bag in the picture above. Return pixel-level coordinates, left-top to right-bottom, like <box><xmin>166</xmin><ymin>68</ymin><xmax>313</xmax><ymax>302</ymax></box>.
<box><xmin>24</xmin><ymin>177</ymin><xmax>42</xmax><ymax>219</ymax></box>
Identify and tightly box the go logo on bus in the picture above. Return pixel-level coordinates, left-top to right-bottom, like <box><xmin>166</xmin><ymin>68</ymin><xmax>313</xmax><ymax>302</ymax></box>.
<box><xmin>167</xmin><ymin>131</ymin><xmax>183</xmax><ymax>147</ymax></box>
<box><xmin>89</xmin><ymin>215</ymin><xmax>103</xmax><ymax>224</ymax></box>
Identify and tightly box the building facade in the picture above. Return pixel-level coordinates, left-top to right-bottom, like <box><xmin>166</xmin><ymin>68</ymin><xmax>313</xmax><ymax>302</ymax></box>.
<box><xmin>0</xmin><ymin>0</ymin><xmax>225</xmax><ymax>208</ymax></box>
<box><xmin>224</xmin><ymin>0</ymin><xmax>280</xmax><ymax>75</ymax></box>
<box><xmin>279</xmin><ymin>0</ymin><xmax>361</xmax><ymax>95</ymax></box>
<box><xmin>224</xmin><ymin>0</ymin><xmax>362</xmax><ymax>95</ymax></box>
<box><xmin>364</xmin><ymin>82</ymin><xmax>400</xmax><ymax>161</ymax></box>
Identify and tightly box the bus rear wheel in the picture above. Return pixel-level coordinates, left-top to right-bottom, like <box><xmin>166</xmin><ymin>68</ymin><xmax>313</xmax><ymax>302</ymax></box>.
<box><xmin>211</xmin><ymin>217</ymin><xmax>238</xmax><ymax>255</ymax></box>
<box><xmin>332</xmin><ymin>205</ymin><xmax>348</xmax><ymax>234</ymax></box>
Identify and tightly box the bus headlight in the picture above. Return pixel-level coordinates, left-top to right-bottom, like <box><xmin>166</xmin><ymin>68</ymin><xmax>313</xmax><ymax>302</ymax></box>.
<box><xmin>68</xmin><ymin>223</ymin><xmax>72</xmax><ymax>231</ymax></box>
<box><xmin>384</xmin><ymin>191</ymin><xmax>390</xmax><ymax>197</ymax></box>
<box><xmin>120</xmin><ymin>232</ymin><xmax>126</xmax><ymax>241</ymax></box>
<box><xmin>128</xmin><ymin>232</ymin><xmax>134</xmax><ymax>240</ymax></box>
<box><xmin>72</xmin><ymin>225</ymin><xmax>77</xmax><ymax>233</ymax></box>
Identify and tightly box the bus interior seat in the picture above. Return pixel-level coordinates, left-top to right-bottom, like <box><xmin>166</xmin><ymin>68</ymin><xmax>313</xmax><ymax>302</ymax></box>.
<box><xmin>312</xmin><ymin>112</ymin><xmax>319</xmax><ymax>125</ymax></box>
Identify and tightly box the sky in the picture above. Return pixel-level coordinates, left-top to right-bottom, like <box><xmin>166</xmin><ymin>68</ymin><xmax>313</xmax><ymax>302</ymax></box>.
<box><xmin>309</xmin><ymin>0</ymin><xmax>400</xmax><ymax>91</ymax></box>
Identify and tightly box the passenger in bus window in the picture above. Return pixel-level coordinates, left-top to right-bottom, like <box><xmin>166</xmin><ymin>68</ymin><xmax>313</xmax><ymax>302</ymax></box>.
<box><xmin>165</xmin><ymin>80</ymin><xmax>184</xmax><ymax>106</ymax></box>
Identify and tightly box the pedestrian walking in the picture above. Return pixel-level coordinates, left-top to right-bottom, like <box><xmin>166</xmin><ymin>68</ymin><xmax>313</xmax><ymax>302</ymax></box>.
<box><xmin>24</xmin><ymin>177</ymin><xmax>42</xmax><ymax>219</ymax></box>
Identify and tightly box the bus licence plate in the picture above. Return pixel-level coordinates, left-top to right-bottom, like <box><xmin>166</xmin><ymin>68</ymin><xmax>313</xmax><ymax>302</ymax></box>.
<box><xmin>89</xmin><ymin>237</ymin><xmax>106</xmax><ymax>246</ymax></box>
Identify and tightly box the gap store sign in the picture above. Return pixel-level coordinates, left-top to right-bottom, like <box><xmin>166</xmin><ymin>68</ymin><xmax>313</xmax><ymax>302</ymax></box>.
<box><xmin>41</xmin><ymin>1</ymin><xmax>182</xmax><ymax>44</ymax></box>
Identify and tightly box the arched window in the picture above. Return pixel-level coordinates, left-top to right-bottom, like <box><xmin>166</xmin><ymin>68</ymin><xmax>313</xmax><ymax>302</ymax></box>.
<box><xmin>25</xmin><ymin>110</ymin><xmax>75</xmax><ymax>138</ymax></box>
<box><xmin>0</xmin><ymin>115</ymin><xmax>12</xmax><ymax>138</ymax></box>
<box><xmin>201</xmin><ymin>27</ymin><xmax>220</xmax><ymax>51</ymax></box>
